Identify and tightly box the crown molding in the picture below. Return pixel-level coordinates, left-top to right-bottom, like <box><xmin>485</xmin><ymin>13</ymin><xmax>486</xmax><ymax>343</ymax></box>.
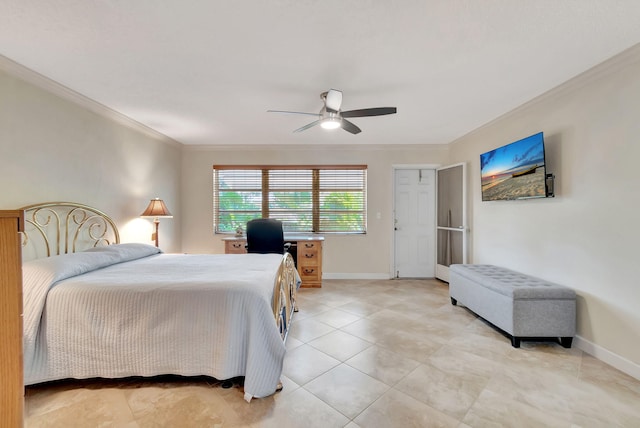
<box><xmin>182</xmin><ymin>143</ymin><xmax>449</xmax><ymax>152</ymax></box>
<box><xmin>450</xmin><ymin>42</ymin><xmax>640</xmax><ymax>145</ymax></box>
<box><xmin>0</xmin><ymin>55</ymin><xmax>182</xmax><ymax>148</ymax></box>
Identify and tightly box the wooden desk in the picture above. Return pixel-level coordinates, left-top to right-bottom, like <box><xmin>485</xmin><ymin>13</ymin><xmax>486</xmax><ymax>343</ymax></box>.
<box><xmin>222</xmin><ymin>236</ymin><xmax>324</xmax><ymax>288</ymax></box>
<box><xmin>0</xmin><ymin>210</ymin><xmax>24</xmax><ymax>428</ymax></box>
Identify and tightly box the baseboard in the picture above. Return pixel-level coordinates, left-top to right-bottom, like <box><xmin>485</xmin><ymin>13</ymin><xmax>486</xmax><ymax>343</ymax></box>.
<box><xmin>575</xmin><ymin>335</ymin><xmax>640</xmax><ymax>381</ymax></box>
<box><xmin>322</xmin><ymin>273</ymin><xmax>391</xmax><ymax>280</ymax></box>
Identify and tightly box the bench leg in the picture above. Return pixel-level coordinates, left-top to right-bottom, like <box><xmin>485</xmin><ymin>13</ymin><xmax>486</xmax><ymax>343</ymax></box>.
<box><xmin>511</xmin><ymin>336</ymin><xmax>521</xmax><ymax>348</ymax></box>
<box><xmin>450</xmin><ymin>297</ymin><xmax>457</xmax><ymax>306</ymax></box>
<box><xmin>559</xmin><ymin>337</ymin><xmax>573</xmax><ymax>348</ymax></box>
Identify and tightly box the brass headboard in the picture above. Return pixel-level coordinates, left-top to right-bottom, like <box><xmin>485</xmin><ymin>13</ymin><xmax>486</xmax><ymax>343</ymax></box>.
<box><xmin>19</xmin><ymin>202</ymin><xmax>120</xmax><ymax>261</ymax></box>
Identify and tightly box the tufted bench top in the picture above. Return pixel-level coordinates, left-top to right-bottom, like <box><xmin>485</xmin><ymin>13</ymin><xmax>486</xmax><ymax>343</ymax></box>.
<box><xmin>450</xmin><ymin>264</ymin><xmax>576</xmax><ymax>300</ymax></box>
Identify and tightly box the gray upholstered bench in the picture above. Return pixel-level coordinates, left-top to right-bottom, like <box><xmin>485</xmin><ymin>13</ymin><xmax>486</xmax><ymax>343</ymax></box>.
<box><xmin>449</xmin><ymin>264</ymin><xmax>576</xmax><ymax>348</ymax></box>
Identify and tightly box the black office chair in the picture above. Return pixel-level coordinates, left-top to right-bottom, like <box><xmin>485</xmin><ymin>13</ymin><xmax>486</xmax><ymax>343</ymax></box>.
<box><xmin>246</xmin><ymin>218</ymin><xmax>291</xmax><ymax>254</ymax></box>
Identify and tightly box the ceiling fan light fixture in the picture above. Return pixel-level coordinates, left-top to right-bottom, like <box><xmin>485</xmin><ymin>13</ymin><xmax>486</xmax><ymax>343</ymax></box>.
<box><xmin>321</xmin><ymin>117</ymin><xmax>341</xmax><ymax>130</ymax></box>
<box><xmin>269</xmin><ymin>89</ymin><xmax>396</xmax><ymax>134</ymax></box>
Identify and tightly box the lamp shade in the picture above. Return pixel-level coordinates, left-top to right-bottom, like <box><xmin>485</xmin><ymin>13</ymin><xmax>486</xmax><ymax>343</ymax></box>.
<box><xmin>140</xmin><ymin>198</ymin><xmax>173</xmax><ymax>218</ymax></box>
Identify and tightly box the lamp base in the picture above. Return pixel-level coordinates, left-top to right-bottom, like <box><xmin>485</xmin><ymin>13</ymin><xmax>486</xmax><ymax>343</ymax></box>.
<box><xmin>152</xmin><ymin>219</ymin><xmax>160</xmax><ymax>248</ymax></box>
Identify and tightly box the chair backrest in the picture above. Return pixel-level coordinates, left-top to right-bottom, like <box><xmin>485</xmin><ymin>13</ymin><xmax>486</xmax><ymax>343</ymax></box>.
<box><xmin>246</xmin><ymin>218</ymin><xmax>286</xmax><ymax>254</ymax></box>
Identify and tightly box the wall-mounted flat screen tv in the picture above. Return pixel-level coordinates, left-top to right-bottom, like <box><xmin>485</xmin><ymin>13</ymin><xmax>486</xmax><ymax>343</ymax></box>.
<box><xmin>480</xmin><ymin>132</ymin><xmax>547</xmax><ymax>201</ymax></box>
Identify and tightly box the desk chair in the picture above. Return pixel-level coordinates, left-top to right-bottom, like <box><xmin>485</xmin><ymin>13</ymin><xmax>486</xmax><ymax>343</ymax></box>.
<box><xmin>246</xmin><ymin>218</ymin><xmax>291</xmax><ymax>254</ymax></box>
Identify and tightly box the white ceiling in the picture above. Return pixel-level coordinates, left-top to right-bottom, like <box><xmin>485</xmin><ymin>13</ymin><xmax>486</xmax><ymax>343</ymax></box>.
<box><xmin>1</xmin><ymin>1</ymin><xmax>640</xmax><ymax>146</ymax></box>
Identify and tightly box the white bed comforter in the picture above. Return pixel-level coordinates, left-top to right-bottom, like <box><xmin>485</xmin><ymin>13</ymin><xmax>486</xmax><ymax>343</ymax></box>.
<box><xmin>22</xmin><ymin>244</ymin><xmax>288</xmax><ymax>400</ymax></box>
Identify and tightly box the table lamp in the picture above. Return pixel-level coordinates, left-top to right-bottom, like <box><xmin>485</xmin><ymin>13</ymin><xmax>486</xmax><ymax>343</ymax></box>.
<box><xmin>140</xmin><ymin>198</ymin><xmax>173</xmax><ymax>247</ymax></box>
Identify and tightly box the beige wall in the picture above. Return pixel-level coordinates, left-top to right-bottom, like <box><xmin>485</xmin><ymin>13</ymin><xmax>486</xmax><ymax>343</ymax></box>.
<box><xmin>0</xmin><ymin>66</ymin><xmax>183</xmax><ymax>253</ymax></box>
<box><xmin>180</xmin><ymin>144</ymin><xmax>449</xmax><ymax>276</ymax></box>
<box><xmin>448</xmin><ymin>45</ymin><xmax>640</xmax><ymax>373</ymax></box>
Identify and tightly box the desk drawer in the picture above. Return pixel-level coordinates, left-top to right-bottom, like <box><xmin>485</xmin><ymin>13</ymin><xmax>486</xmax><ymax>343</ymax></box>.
<box><xmin>225</xmin><ymin>240</ymin><xmax>247</xmax><ymax>254</ymax></box>
<box><xmin>299</xmin><ymin>265</ymin><xmax>321</xmax><ymax>282</ymax></box>
<box><xmin>300</xmin><ymin>241</ymin><xmax>320</xmax><ymax>251</ymax></box>
<box><xmin>298</xmin><ymin>248</ymin><xmax>319</xmax><ymax>266</ymax></box>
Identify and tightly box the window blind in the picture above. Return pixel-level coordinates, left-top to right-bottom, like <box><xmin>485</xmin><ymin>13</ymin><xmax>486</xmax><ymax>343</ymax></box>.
<box><xmin>213</xmin><ymin>165</ymin><xmax>367</xmax><ymax>233</ymax></box>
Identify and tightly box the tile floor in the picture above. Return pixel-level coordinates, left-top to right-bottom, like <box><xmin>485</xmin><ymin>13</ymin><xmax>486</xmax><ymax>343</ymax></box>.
<box><xmin>24</xmin><ymin>279</ymin><xmax>640</xmax><ymax>427</ymax></box>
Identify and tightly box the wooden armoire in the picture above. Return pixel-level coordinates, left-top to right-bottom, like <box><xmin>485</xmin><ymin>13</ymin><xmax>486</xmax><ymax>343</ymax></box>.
<box><xmin>0</xmin><ymin>210</ymin><xmax>24</xmax><ymax>427</ymax></box>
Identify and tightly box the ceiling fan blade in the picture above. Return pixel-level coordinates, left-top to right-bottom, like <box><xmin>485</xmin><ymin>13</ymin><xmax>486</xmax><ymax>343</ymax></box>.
<box><xmin>293</xmin><ymin>119</ymin><xmax>323</xmax><ymax>133</ymax></box>
<box><xmin>341</xmin><ymin>107</ymin><xmax>397</xmax><ymax>118</ymax></box>
<box><xmin>341</xmin><ymin>119</ymin><xmax>362</xmax><ymax>134</ymax></box>
<box><xmin>267</xmin><ymin>110</ymin><xmax>321</xmax><ymax>117</ymax></box>
<box><xmin>324</xmin><ymin>89</ymin><xmax>343</xmax><ymax>113</ymax></box>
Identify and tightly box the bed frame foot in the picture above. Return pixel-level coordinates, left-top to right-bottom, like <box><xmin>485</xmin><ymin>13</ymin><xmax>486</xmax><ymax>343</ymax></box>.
<box><xmin>511</xmin><ymin>336</ymin><xmax>521</xmax><ymax>348</ymax></box>
<box><xmin>450</xmin><ymin>297</ymin><xmax>457</xmax><ymax>305</ymax></box>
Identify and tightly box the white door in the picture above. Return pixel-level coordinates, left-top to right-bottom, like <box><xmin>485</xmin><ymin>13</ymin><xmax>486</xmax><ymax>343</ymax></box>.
<box><xmin>393</xmin><ymin>169</ymin><xmax>435</xmax><ymax>278</ymax></box>
<box><xmin>435</xmin><ymin>163</ymin><xmax>467</xmax><ymax>282</ymax></box>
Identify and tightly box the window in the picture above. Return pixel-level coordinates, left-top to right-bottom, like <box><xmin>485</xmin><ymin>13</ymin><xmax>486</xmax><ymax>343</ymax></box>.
<box><xmin>213</xmin><ymin>165</ymin><xmax>367</xmax><ymax>234</ymax></box>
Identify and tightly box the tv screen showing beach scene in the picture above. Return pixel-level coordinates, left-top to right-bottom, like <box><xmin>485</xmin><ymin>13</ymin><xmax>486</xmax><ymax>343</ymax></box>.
<box><xmin>480</xmin><ymin>132</ymin><xmax>547</xmax><ymax>201</ymax></box>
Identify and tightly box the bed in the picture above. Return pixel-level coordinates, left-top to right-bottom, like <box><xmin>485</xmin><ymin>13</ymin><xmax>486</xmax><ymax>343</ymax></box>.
<box><xmin>19</xmin><ymin>202</ymin><xmax>299</xmax><ymax>402</ymax></box>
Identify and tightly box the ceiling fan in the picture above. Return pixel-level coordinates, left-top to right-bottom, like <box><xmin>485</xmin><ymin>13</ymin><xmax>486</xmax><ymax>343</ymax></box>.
<box><xmin>268</xmin><ymin>89</ymin><xmax>397</xmax><ymax>134</ymax></box>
